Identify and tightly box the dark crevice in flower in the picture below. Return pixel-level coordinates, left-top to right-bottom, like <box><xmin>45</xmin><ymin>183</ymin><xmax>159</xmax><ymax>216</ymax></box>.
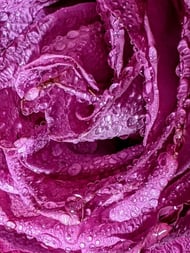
<box><xmin>67</xmin><ymin>136</ymin><xmax>142</xmax><ymax>156</ymax></box>
<box><xmin>45</xmin><ymin>0</ymin><xmax>96</xmax><ymax>14</ymax></box>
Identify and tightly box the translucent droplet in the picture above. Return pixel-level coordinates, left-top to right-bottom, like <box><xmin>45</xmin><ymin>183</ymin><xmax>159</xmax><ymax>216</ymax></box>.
<box><xmin>149</xmin><ymin>199</ymin><xmax>158</xmax><ymax>208</ymax></box>
<box><xmin>41</xmin><ymin>234</ymin><xmax>60</xmax><ymax>248</ymax></box>
<box><xmin>158</xmin><ymin>153</ymin><xmax>167</xmax><ymax>167</ymax></box>
<box><xmin>166</xmin><ymin>112</ymin><xmax>176</xmax><ymax>125</ymax></box>
<box><xmin>171</xmin><ymin>243</ymin><xmax>183</xmax><ymax>253</ymax></box>
<box><xmin>51</xmin><ymin>143</ymin><xmax>62</xmax><ymax>157</ymax></box>
<box><xmin>80</xmin><ymin>242</ymin><xmax>85</xmax><ymax>249</ymax></box>
<box><xmin>89</xmin><ymin>244</ymin><xmax>95</xmax><ymax>249</ymax></box>
<box><xmin>0</xmin><ymin>12</ymin><xmax>8</xmax><ymax>21</ymax></box>
<box><xmin>44</xmin><ymin>201</ymin><xmax>57</xmax><ymax>209</ymax></box>
<box><xmin>6</xmin><ymin>220</ymin><xmax>16</xmax><ymax>229</ymax></box>
<box><xmin>67</xmin><ymin>41</ymin><xmax>76</xmax><ymax>49</ymax></box>
<box><xmin>149</xmin><ymin>188</ymin><xmax>160</xmax><ymax>198</ymax></box>
<box><xmin>65</xmin><ymin>232</ymin><xmax>72</xmax><ymax>242</ymax></box>
<box><xmin>25</xmin><ymin>87</ymin><xmax>39</xmax><ymax>101</ymax></box>
<box><xmin>149</xmin><ymin>46</ymin><xmax>157</xmax><ymax>62</ymax></box>
<box><xmin>184</xmin><ymin>99</ymin><xmax>190</xmax><ymax>108</ymax></box>
<box><xmin>104</xmin><ymin>115</ymin><xmax>112</xmax><ymax>123</ymax></box>
<box><xmin>54</xmin><ymin>42</ymin><xmax>66</xmax><ymax>51</ymax></box>
<box><xmin>41</xmin><ymin>45</ymin><xmax>50</xmax><ymax>53</ymax></box>
<box><xmin>18</xmin><ymin>224</ymin><xmax>23</xmax><ymax>231</ymax></box>
<box><xmin>145</xmin><ymin>81</ymin><xmax>152</xmax><ymax>94</ymax></box>
<box><xmin>127</xmin><ymin>115</ymin><xmax>138</xmax><ymax>128</ymax></box>
<box><xmin>175</xmin><ymin>65</ymin><xmax>182</xmax><ymax>77</ymax></box>
<box><xmin>27</xmin><ymin>31</ymin><xmax>40</xmax><ymax>44</ymax></box>
<box><xmin>67</xmin><ymin>30</ymin><xmax>80</xmax><ymax>39</ymax></box>
<box><xmin>65</xmin><ymin>247</ymin><xmax>71</xmax><ymax>253</ymax></box>
<box><xmin>95</xmin><ymin>127</ymin><xmax>103</xmax><ymax>135</ymax></box>
<box><xmin>68</xmin><ymin>163</ymin><xmax>81</xmax><ymax>176</ymax></box>
<box><xmin>95</xmin><ymin>240</ymin><xmax>100</xmax><ymax>246</ymax></box>
<box><xmin>85</xmin><ymin>208</ymin><xmax>92</xmax><ymax>216</ymax></box>
<box><xmin>88</xmin><ymin>235</ymin><xmax>93</xmax><ymax>241</ymax></box>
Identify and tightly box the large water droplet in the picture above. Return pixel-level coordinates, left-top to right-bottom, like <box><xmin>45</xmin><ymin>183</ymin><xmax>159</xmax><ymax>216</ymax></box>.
<box><xmin>25</xmin><ymin>87</ymin><xmax>40</xmax><ymax>101</ymax></box>
<box><xmin>41</xmin><ymin>233</ymin><xmax>60</xmax><ymax>248</ymax></box>
<box><xmin>67</xmin><ymin>30</ymin><xmax>80</xmax><ymax>39</ymax></box>
<box><xmin>68</xmin><ymin>163</ymin><xmax>82</xmax><ymax>176</ymax></box>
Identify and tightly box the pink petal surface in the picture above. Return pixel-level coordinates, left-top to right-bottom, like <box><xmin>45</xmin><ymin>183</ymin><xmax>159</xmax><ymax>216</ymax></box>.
<box><xmin>0</xmin><ymin>0</ymin><xmax>190</xmax><ymax>253</ymax></box>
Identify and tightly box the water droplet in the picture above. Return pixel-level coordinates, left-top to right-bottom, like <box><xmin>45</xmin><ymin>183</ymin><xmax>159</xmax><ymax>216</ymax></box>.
<box><xmin>54</xmin><ymin>41</ymin><xmax>66</xmax><ymax>51</ymax></box>
<box><xmin>95</xmin><ymin>127</ymin><xmax>103</xmax><ymax>135</ymax></box>
<box><xmin>22</xmin><ymin>187</ymin><xmax>29</xmax><ymax>196</ymax></box>
<box><xmin>44</xmin><ymin>201</ymin><xmax>57</xmax><ymax>209</ymax></box>
<box><xmin>149</xmin><ymin>189</ymin><xmax>160</xmax><ymax>198</ymax></box>
<box><xmin>88</xmin><ymin>235</ymin><xmax>93</xmax><ymax>241</ymax></box>
<box><xmin>173</xmin><ymin>129</ymin><xmax>183</xmax><ymax>145</ymax></box>
<box><xmin>67</xmin><ymin>30</ymin><xmax>80</xmax><ymax>39</ymax></box>
<box><xmin>0</xmin><ymin>12</ymin><xmax>8</xmax><ymax>21</ymax></box>
<box><xmin>65</xmin><ymin>247</ymin><xmax>71</xmax><ymax>253</ymax></box>
<box><xmin>51</xmin><ymin>143</ymin><xmax>62</xmax><ymax>157</ymax></box>
<box><xmin>27</xmin><ymin>31</ymin><xmax>40</xmax><ymax>44</ymax></box>
<box><xmin>149</xmin><ymin>46</ymin><xmax>157</xmax><ymax>62</ymax></box>
<box><xmin>6</xmin><ymin>220</ymin><xmax>16</xmax><ymax>229</ymax></box>
<box><xmin>149</xmin><ymin>199</ymin><xmax>158</xmax><ymax>208</ymax></box>
<box><xmin>145</xmin><ymin>81</ymin><xmax>152</xmax><ymax>94</ymax></box>
<box><xmin>127</xmin><ymin>115</ymin><xmax>138</xmax><ymax>128</ymax></box>
<box><xmin>18</xmin><ymin>224</ymin><xmax>23</xmax><ymax>231</ymax></box>
<box><xmin>184</xmin><ymin>99</ymin><xmax>190</xmax><ymax>108</ymax></box>
<box><xmin>60</xmin><ymin>213</ymin><xmax>73</xmax><ymax>225</ymax></box>
<box><xmin>171</xmin><ymin>243</ymin><xmax>183</xmax><ymax>253</ymax></box>
<box><xmin>67</xmin><ymin>41</ymin><xmax>76</xmax><ymax>49</ymax></box>
<box><xmin>95</xmin><ymin>240</ymin><xmax>100</xmax><ymax>246</ymax></box>
<box><xmin>85</xmin><ymin>208</ymin><xmax>91</xmax><ymax>216</ymax></box>
<box><xmin>89</xmin><ymin>243</ymin><xmax>95</xmax><ymax>249</ymax></box>
<box><xmin>166</xmin><ymin>112</ymin><xmax>176</xmax><ymax>125</ymax></box>
<box><xmin>40</xmin><ymin>234</ymin><xmax>60</xmax><ymax>248</ymax></box>
<box><xmin>68</xmin><ymin>163</ymin><xmax>81</xmax><ymax>176</ymax></box>
<box><xmin>25</xmin><ymin>87</ymin><xmax>40</xmax><ymax>101</ymax></box>
<box><xmin>158</xmin><ymin>153</ymin><xmax>167</xmax><ymax>167</ymax></box>
<box><xmin>104</xmin><ymin>115</ymin><xmax>112</xmax><ymax>123</ymax></box>
<box><xmin>80</xmin><ymin>242</ymin><xmax>85</xmax><ymax>249</ymax></box>
<box><xmin>65</xmin><ymin>232</ymin><xmax>72</xmax><ymax>242</ymax></box>
<box><xmin>41</xmin><ymin>45</ymin><xmax>50</xmax><ymax>53</ymax></box>
<box><xmin>176</xmin><ymin>65</ymin><xmax>182</xmax><ymax>77</ymax></box>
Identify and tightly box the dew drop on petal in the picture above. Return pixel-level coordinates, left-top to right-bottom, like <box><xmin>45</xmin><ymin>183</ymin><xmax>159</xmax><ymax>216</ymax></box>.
<box><xmin>67</xmin><ymin>30</ymin><xmax>80</xmax><ymax>39</ymax></box>
<box><xmin>80</xmin><ymin>242</ymin><xmax>85</xmax><ymax>249</ymax></box>
<box><xmin>68</xmin><ymin>163</ymin><xmax>81</xmax><ymax>176</ymax></box>
<box><xmin>25</xmin><ymin>87</ymin><xmax>40</xmax><ymax>101</ymax></box>
<box><xmin>6</xmin><ymin>220</ymin><xmax>16</xmax><ymax>229</ymax></box>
